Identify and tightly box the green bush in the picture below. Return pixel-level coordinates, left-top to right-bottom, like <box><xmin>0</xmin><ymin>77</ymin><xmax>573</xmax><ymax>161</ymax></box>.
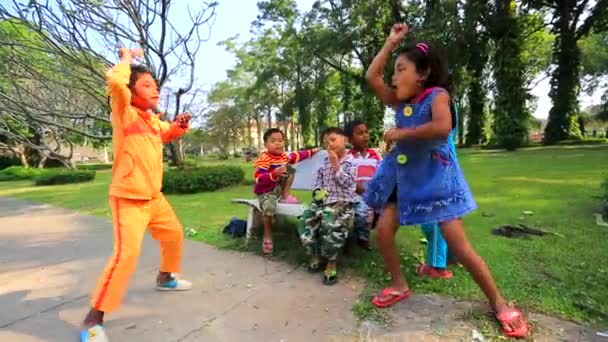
<box><xmin>0</xmin><ymin>166</ymin><xmax>47</xmax><ymax>181</ymax></box>
<box><xmin>0</xmin><ymin>156</ymin><xmax>21</xmax><ymax>170</ymax></box>
<box><xmin>163</xmin><ymin>165</ymin><xmax>244</xmax><ymax>194</ymax></box>
<box><xmin>34</xmin><ymin>169</ymin><xmax>96</xmax><ymax>186</ymax></box>
<box><xmin>78</xmin><ymin>163</ymin><xmax>113</xmax><ymax>171</ymax></box>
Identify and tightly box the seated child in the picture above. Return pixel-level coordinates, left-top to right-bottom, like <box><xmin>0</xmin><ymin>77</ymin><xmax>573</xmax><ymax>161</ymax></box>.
<box><xmin>345</xmin><ymin>119</ymin><xmax>382</xmax><ymax>250</ymax></box>
<box><xmin>254</xmin><ymin>128</ymin><xmax>318</xmax><ymax>255</ymax></box>
<box><xmin>297</xmin><ymin>127</ymin><xmax>358</xmax><ymax>285</ymax></box>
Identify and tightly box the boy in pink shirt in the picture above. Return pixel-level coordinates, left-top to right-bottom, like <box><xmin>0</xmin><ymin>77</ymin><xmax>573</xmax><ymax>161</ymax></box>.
<box><xmin>345</xmin><ymin>120</ymin><xmax>382</xmax><ymax>250</ymax></box>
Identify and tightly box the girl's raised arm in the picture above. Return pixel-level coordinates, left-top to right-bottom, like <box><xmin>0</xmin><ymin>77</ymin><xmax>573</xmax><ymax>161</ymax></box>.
<box><xmin>366</xmin><ymin>23</ymin><xmax>408</xmax><ymax>108</ymax></box>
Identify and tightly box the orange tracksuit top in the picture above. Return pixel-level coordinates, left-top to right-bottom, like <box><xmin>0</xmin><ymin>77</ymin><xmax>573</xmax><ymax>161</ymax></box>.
<box><xmin>106</xmin><ymin>61</ymin><xmax>188</xmax><ymax>200</ymax></box>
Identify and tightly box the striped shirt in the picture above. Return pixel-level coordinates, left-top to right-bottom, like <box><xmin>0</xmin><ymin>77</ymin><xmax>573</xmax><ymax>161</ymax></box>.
<box><xmin>253</xmin><ymin>150</ymin><xmax>312</xmax><ymax>194</ymax></box>
<box><xmin>348</xmin><ymin>148</ymin><xmax>382</xmax><ymax>186</ymax></box>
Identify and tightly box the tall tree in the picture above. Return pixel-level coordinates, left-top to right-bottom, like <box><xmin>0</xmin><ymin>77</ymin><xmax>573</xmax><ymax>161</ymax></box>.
<box><xmin>463</xmin><ymin>1</ymin><xmax>491</xmax><ymax>146</ymax></box>
<box><xmin>303</xmin><ymin>0</ymin><xmax>408</xmax><ymax>144</ymax></box>
<box><xmin>0</xmin><ymin>0</ymin><xmax>217</xmax><ymax>166</ymax></box>
<box><xmin>0</xmin><ymin>20</ymin><xmax>107</xmax><ymax>167</ymax></box>
<box><xmin>580</xmin><ymin>31</ymin><xmax>608</xmax><ymax>121</ymax></box>
<box><xmin>525</xmin><ymin>0</ymin><xmax>608</xmax><ymax>143</ymax></box>
<box><xmin>489</xmin><ymin>0</ymin><xmax>529</xmax><ymax>150</ymax></box>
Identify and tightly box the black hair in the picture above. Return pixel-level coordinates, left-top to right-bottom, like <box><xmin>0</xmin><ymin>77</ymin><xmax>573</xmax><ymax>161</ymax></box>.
<box><xmin>321</xmin><ymin>127</ymin><xmax>346</xmax><ymax>139</ymax></box>
<box><xmin>128</xmin><ymin>64</ymin><xmax>158</xmax><ymax>89</ymax></box>
<box><xmin>398</xmin><ymin>42</ymin><xmax>457</xmax><ymax>128</ymax></box>
<box><xmin>263</xmin><ymin>128</ymin><xmax>284</xmax><ymax>142</ymax></box>
<box><xmin>344</xmin><ymin>119</ymin><xmax>367</xmax><ymax>138</ymax></box>
<box><xmin>397</xmin><ymin>41</ymin><xmax>452</xmax><ymax>94</ymax></box>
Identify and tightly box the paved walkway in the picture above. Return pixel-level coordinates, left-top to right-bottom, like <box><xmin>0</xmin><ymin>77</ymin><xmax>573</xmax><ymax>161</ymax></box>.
<box><xmin>0</xmin><ymin>197</ymin><xmax>601</xmax><ymax>341</ymax></box>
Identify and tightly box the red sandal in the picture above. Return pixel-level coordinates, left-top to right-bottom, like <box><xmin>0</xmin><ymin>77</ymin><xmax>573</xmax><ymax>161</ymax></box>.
<box><xmin>417</xmin><ymin>264</ymin><xmax>453</xmax><ymax>279</ymax></box>
<box><xmin>372</xmin><ymin>287</ymin><xmax>411</xmax><ymax>308</ymax></box>
<box><xmin>495</xmin><ymin>305</ymin><xmax>530</xmax><ymax>338</ymax></box>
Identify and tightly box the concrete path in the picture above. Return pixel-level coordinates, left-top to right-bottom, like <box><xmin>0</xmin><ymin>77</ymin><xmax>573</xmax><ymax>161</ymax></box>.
<box><xmin>0</xmin><ymin>197</ymin><xmax>602</xmax><ymax>341</ymax></box>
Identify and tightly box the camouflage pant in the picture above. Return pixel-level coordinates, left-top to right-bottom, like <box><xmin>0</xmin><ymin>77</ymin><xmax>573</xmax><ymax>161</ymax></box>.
<box><xmin>257</xmin><ymin>165</ymin><xmax>296</xmax><ymax>216</ymax></box>
<box><xmin>297</xmin><ymin>201</ymin><xmax>355</xmax><ymax>261</ymax></box>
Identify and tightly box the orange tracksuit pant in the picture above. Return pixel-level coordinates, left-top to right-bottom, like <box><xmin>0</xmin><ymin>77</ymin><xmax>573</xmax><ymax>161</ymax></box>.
<box><xmin>91</xmin><ymin>58</ymin><xmax>188</xmax><ymax>313</ymax></box>
<box><xmin>91</xmin><ymin>195</ymin><xmax>183</xmax><ymax>312</ymax></box>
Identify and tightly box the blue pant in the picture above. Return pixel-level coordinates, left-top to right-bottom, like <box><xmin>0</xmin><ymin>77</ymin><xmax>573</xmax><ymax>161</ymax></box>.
<box><xmin>353</xmin><ymin>198</ymin><xmax>370</xmax><ymax>241</ymax></box>
<box><xmin>420</xmin><ymin>223</ymin><xmax>454</xmax><ymax>268</ymax></box>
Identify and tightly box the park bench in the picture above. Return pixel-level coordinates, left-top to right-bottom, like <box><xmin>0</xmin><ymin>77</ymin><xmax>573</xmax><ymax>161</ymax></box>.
<box><xmin>231</xmin><ymin>150</ymin><xmax>327</xmax><ymax>242</ymax></box>
<box><xmin>231</xmin><ymin>198</ymin><xmax>306</xmax><ymax>241</ymax></box>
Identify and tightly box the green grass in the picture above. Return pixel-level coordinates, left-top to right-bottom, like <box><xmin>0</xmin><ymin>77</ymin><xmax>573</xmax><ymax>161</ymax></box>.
<box><xmin>1</xmin><ymin>146</ymin><xmax>607</xmax><ymax>329</ymax></box>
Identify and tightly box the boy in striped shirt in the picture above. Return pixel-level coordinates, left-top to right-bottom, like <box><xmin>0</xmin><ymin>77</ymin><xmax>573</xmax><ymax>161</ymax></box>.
<box><xmin>345</xmin><ymin>120</ymin><xmax>382</xmax><ymax>250</ymax></box>
<box><xmin>254</xmin><ymin>128</ymin><xmax>319</xmax><ymax>255</ymax></box>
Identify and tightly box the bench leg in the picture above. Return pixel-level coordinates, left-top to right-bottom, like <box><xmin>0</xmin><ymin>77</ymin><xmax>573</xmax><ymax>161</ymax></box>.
<box><xmin>246</xmin><ymin>207</ymin><xmax>254</xmax><ymax>244</ymax></box>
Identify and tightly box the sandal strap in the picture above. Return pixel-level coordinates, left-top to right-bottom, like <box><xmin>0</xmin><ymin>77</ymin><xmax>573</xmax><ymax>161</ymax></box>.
<box><xmin>496</xmin><ymin>308</ymin><xmax>523</xmax><ymax>322</ymax></box>
<box><xmin>380</xmin><ymin>287</ymin><xmax>405</xmax><ymax>297</ymax></box>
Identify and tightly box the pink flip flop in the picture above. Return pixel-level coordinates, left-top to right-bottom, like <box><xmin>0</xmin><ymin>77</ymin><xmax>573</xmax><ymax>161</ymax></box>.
<box><xmin>372</xmin><ymin>287</ymin><xmax>411</xmax><ymax>308</ymax></box>
<box><xmin>495</xmin><ymin>305</ymin><xmax>530</xmax><ymax>338</ymax></box>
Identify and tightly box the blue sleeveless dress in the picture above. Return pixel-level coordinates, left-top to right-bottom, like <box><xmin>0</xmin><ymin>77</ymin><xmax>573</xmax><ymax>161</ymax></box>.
<box><xmin>364</xmin><ymin>87</ymin><xmax>476</xmax><ymax>226</ymax></box>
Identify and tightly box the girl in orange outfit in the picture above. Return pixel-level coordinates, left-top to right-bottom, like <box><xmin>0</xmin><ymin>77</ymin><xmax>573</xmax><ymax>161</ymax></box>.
<box><xmin>81</xmin><ymin>48</ymin><xmax>192</xmax><ymax>342</ymax></box>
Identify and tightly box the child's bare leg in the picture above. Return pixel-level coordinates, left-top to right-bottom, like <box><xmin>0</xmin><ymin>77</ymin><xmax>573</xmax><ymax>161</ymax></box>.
<box><xmin>281</xmin><ymin>173</ymin><xmax>295</xmax><ymax>199</ymax></box>
<box><xmin>326</xmin><ymin>260</ymin><xmax>336</xmax><ymax>272</ymax></box>
<box><xmin>440</xmin><ymin>219</ymin><xmax>524</xmax><ymax>332</ymax></box>
<box><xmin>263</xmin><ymin>216</ymin><xmax>273</xmax><ymax>240</ymax></box>
<box><xmin>83</xmin><ymin>308</ymin><xmax>104</xmax><ymax>327</ymax></box>
<box><xmin>376</xmin><ymin>203</ymin><xmax>409</xmax><ymax>292</ymax></box>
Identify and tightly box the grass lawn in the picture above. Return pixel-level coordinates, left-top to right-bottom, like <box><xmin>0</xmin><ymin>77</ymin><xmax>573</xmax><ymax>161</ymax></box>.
<box><xmin>1</xmin><ymin>145</ymin><xmax>607</xmax><ymax>329</ymax></box>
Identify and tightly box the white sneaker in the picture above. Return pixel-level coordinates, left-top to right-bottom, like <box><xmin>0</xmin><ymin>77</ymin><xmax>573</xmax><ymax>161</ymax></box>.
<box><xmin>155</xmin><ymin>276</ymin><xmax>192</xmax><ymax>291</ymax></box>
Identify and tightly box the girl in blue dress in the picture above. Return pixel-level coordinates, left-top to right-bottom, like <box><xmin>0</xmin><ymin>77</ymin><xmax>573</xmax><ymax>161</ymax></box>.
<box><xmin>364</xmin><ymin>23</ymin><xmax>528</xmax><ymax>338</ymax></box>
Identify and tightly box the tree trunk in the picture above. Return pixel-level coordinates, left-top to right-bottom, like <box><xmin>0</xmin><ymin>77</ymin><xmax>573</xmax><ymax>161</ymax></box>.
<box><xmin>362</xmin><ymin>90</ymin><xmax>384</xmax><ymax>147</ymax></box>
<box><xmin>457</xmin><ymin>103</ymin><xmax>465</xmax><ymax>146</ymax></box>
<box><xmin>266</xmin><ymin>106</ymin><xmax>272</xmax><ymax>130</ymax></box>
<box><xmin>491</xmin><ymin>0</ymin><xmax>528</xmax><ymax>150</ymax></box>
<box><xmin>296</xmin><ymin>65</ymin><xmax>311</xmax><ymax>146</ymax></box>
<box><xmin>247</xmin><ymin>115</ymin><xmax>253</xmax><ymax>148</ymax></box>
<box><xmin>283</xmin><ymin>121</ymin><xmax>290</xmax><ymax>150</ymax></box>
<box><xmin>17</xmin><ymin>149</ymin><xmax>29</xmax><ymax>168</ymax></box>
<box><xmin>544</xmin><ymin>7</ymin><xmax>581</xmax><ymax>144</ymax></box>
<box><xmin>296</xmin><ymin>126</ymin><xmax>301</xmax><ymax>150</ymax></box>
<box><xmin>103</xmin><ymin>144</ymin><xmax>110</xmax><ymax>163</ymax></box>
<box><xmin>255</xmin><ymin>116</ymin><xmax>262</xmax><ymax>151</ymax></box>
<box><xmin>38</xmin><ymin>155</ymin><xmax>48</xmax><ymax>168</ymax></box>
<box><xmin>178</xmin><ymin>139</ymin><xmax>185</xmax><ymax>161</ymax></box>
<box><xmin>465</xmin><ymin>78</ymin><xmax>486</xmax><ymax>146</ymax></box>
<box><xmin>290</xmin><ymin>117</ymin><xmax>296</xmax><ymax>151</ymax></box>
<box><xmin>463</xmin><ymin>0</ymin><xmax>488</xmax><ymax>146</ymax></box>
<box><xmin>167</xmin><ymin>142</ymin><xmax>184</xmax><ymax>168</ymax></box>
